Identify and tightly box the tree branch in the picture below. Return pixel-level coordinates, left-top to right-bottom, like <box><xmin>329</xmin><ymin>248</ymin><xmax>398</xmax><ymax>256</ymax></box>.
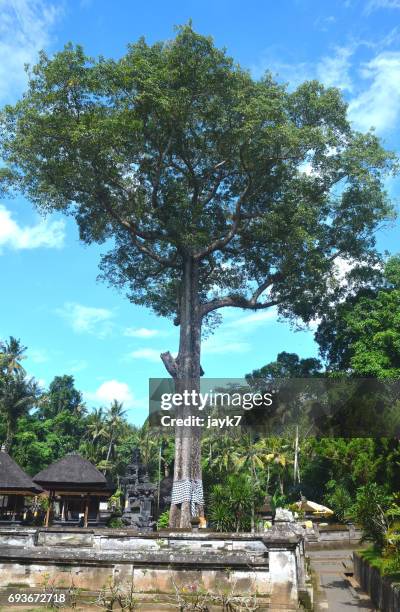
<box><xmin>160</xmin><ymin>351</ymin><xmax>205</xmax><ymax>376</ymax></box>
<box><xmin>251</xmin><ymin>277</ymin><xmax>274</xmax><ymax>304</ymax></box>
<box><xmin>194</xmin><ymin>182</ymin><xmax>251</xmax><ymax>259</ymax></box>
<box><xmin>151</xmin><ymin>137</ymin><xmax>172</xmax><ymax>209</ymax></box>
<box><xmin>101</xmin><ymin>197</ymin><xmax>179</xmax><ymax>268</ymax></box>
<box><xmin>198</xmin><ymin>173</ymin><xmax>224</xmax><ymax>208</ymax></box>
<box><xmin>201</xmin><ymin>296</ymin><xmax>279</xmax><ymax>318</ymax></box>
<box><xmin>90</xmin><ymin>160</ymin><xmax>168</xmax><ymax>244</ymax></box>
<box><xmin>160</xmin><ymin>351</ymin><xmax>178</xmax><ymax>377</ymax></box>
<box><xmin>127</xmin><ymin>231</ymin><xmax>179</xmax><ymax>268</ymax></box>
<box><xmin>201</xmin><ymin>274</ymin><xmax>282</xmax><ymax>318</ymax></box>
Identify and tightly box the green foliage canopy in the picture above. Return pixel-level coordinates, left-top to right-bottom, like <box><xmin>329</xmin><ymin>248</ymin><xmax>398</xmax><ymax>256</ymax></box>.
<box><xmin>0</xmin><ymin>25</ymin><xmax>396</xmax><ymax>327</ymax></box>
<box><xmin>317</xmin><ymin>256</ymin><xmax>400</xmax><ymax>376</ymax></box>
<box><xmin>39</xmin><ymin>374</ymin><xmax>85</xmax><ymax>419</ymax></box>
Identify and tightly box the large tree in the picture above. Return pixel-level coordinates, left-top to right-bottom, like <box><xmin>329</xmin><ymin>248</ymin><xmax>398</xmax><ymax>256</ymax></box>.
<box><xmin>316</xmin><ymin>256</ymin><xmax>400</xmax><ymax>377</ymax></box>
<box><xmin>0</xmin><ymin>25</ymin><xmax>396</xmax><ymax>526</ymax></box>
<box><xmin>39</xmin><ymin>375</ymin><xmax>85</xmax><ymax>419</ymax></box>
<box><xmin>246</xmin><ymin>351</ymin><xmax>324</xmax><ymax>383</ymax></box>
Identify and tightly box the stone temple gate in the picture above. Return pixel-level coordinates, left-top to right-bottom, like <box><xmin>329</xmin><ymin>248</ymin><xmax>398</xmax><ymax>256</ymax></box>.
<box><xmin>120</xmin><ymin>448</ymin><xmax>157</xmax><ymax>531</ymax></box>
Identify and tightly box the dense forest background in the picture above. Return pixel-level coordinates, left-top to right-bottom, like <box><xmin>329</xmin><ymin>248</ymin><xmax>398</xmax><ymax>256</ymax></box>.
<box><xmin>1</xmin><ymin>255</ymin><xmax>400</xmax><ymax>533</ymax></box>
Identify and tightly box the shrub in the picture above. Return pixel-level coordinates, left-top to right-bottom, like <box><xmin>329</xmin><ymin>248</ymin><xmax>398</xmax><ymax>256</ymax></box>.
<box><xmin>350</xmin><ymin>483</ymin><xmax>393</xmax><ymax>549</ymax></box>
<box><xmin>324</xmin><ymin>480</ymin><xmax>353</xmax><ymax>522</ymax></box>
<box><xmin>107</xmin><ymin>517</ymin><xmax>124</xmax><ymax>528</ymax></box>
<box><xmin>209</xmin><ymin>474</ymin><xmax>261</xmax><ymax>532</ymax></box>
<box><xmin>157</xmin><ymin>510</ymin><xmax>170</xmax><ymax>529</ymax></box>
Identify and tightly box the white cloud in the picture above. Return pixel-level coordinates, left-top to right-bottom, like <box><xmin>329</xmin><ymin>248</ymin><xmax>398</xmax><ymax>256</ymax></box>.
<box><xmin>202</xmin><ymin>339</ymin><xmax>251</xmax><ymax>355</ymax></box>
<box><xmin>0</xmin><ymin>205</ymin><xmax>65</xmax><ymax>251</ymax></box>
<box><xmin>307</xmin><ymin>317</ymin><xmax>322</xmax><ymax>331</ymax></box>
<box><xmin>202</xmin><ymin>328</ymin><xmax>251</xmax><ymax>355</ymax></box>
<box><xmin>126</xmin><ymin>310</ymin><xmax>274</xmax><ymax>359</ymax></box>
<box><xmin>0</xmin><ymin>0</ymin><xmax>62</xmax><ymax>102</ymax></box>
<box><xmin>254</xmin><ymin>40</ymin><xmax>400</xmax><ymax>134</ymax></box>
<box><xmin>332</xmin><ymin>256</ymin><xmax>357</xmax><ymax>281</ymax></box>
<box><xmin>314</xmin><ymin>15</ymin><xmax>336</xmax><ymax>32</ymax></box>
<box><xmin>366</xmin><ymin>0</ymin><xmax>400</xmax><ymax>13</ymax></box>
<box><xmin>251</xmin><ymin>57</ymin><xmax>311</xmax><ymax>87</ymax></box>
<box><xmin>68</xmin><ymin>359</ymin><xmax>88</xmax><ymax>373</ymax></box>
<box><xmin>348</xmin><ymin>52</ymin><xmax>400</xmax><ymax>132</ymax></box>
<box><xmin>252</xmin><ymin>44</ymin><xmax>355</xmax><ymax>92</ymax></box>
<box><xmin>124</xmin><ymin>327</ymin><xmax>159</xmax><ymax>338</ymax></box>
<box><xmin>229</xmin><ymin>308</ymin><xmax>278</xmax><ymax>327</ymax></box>
<box><xmin>317</xmin><ymin>46</ymin><xmax>354</xmax><ymax>92</ymax></box>
<box><xmin>129</xmin><ymin>348</ymin><xmax>162</xmax><ymax>362</ymax></box>
<box><xmin>56</xmin><ymin>302</ymin><xmax>114</xmax><ymax>337</ymax></box>
<box><xmin>200</xmin><ymin>308</ymin><xmax>277</xmax><ymax>356</ymax></box>
<box><xmin>29</xmin><ymin>348</ymin><xmax>48</xmax><ymax>363</ymax></box>
<box><xmin>85</xmin><ymin>380</ymin><xmax>134</xmax><ymax>408</ymax></box>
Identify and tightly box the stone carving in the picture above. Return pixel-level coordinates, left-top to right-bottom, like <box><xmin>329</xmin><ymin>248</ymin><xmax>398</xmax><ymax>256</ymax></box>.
<box><xmin>274</xmin><ymin>507</ymin><xmax>295</xmax><ymax>523</ymax></box>
<box><xmin>121</xmin><ymin>448</ymin><xmax>156</xmax><ymax>531</ymax></box>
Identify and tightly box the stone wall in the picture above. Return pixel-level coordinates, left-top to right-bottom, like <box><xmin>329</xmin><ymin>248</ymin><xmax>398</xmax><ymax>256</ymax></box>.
<box><xmin>353</xmin><ymin>552</ymin><xmax>400</xmax><ymax>612</ymax></box>
<box><xmin>306</xmin><ymin>523</ymin><xmax>363</xmax><ymax>549</ymax></box>
<box><xmin>0</xmin><ymin>526</ymin><xmax>308</xmax><ymax>610</ymax></box>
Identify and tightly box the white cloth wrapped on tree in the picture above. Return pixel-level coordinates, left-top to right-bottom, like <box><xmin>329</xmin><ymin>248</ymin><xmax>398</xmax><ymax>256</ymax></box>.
<box><xmin>171</xmin><ymin>479</ymin><xmax>204</xmax><ymax>516</ymax></box>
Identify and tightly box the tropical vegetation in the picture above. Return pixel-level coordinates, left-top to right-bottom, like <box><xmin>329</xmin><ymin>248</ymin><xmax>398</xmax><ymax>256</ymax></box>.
<box><xmin>1</xmin><ymin>23</ymin><xmax>396</xmax><ymax>527</ymax></box>
<box><xmin>2</xmin><ymin>250</ymin><xmax>400</xmax><ymax>547</ymax></box>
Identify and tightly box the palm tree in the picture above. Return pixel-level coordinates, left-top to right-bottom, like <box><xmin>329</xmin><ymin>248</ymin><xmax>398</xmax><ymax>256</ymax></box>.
<box><xmin>133</xmin><ymin>422</ymin><xmax>160</xmax><ymax>468</ymax></box>
<box><xmin>204</xmin><ymin>432</ymin><xmax>241</xmax><ymax>473</ymax></box>
<box><xmin>86</xmin><ymin>407</ymin><xmax>108</xmax><ymax>445</ymax></box>
<box><xmin>233</xmin><ymin>435</ymin><xmax>272</xmax><ymax>532</ymax></box>
<box><xmin>81</xmin><ymin>407</ymin><xmax>109</xmax><ymax>464</ymax></box>
<box><xmin>0</xmin><ymin>337</ymin><xmax>27</xmax><ymax>375</ymax></box>
<box><xmin>263</xmin><ymin>437</ymin><xmax>293</xmax><ymax>497</ymax></box>
<box><xmin>0</xmin><ymin>372</ymin><xmax>38</xmax><ymax>448</ymax></box>
<box><xmin>104</xmin><ymin>400</ymin><xmax>126</xmax><ymax>469</ymax></box>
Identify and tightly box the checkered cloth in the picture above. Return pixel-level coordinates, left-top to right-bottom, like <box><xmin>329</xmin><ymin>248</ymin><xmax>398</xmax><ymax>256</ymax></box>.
<box><xmin>171</xmin><ymin>479</ymin><xmax>204</xmax><ymax>516</ymax></box>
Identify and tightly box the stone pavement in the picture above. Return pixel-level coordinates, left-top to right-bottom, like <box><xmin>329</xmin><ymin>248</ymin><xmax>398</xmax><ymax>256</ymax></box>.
<box><xmin>308</xmin><ymin>549</ymin><xmax>377</xmax><ymax>611</ymax></box>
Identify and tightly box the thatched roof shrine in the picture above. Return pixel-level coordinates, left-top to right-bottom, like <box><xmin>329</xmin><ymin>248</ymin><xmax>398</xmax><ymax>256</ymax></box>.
<box><xmin>33</xmin><ymin>452</ymin><xmax>109</xmax><ymax>491</ymax></box>
<box><xmin>0</xmin><ymin>447</ymin><xmax>42</xmax><ymax>494</ymax></box>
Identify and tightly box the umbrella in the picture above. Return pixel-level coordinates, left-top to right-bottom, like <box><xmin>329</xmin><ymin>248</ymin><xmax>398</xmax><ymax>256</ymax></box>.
<box><xmin>295</xmin><ymin>499</ymin><xmax>334</xmax><ymax>516</ymax></box>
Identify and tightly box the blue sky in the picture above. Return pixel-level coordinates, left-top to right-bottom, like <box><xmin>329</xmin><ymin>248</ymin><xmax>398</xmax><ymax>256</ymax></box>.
<box><xmin>0</xmin><ymin>0</ymin><xmax>399</xmax><ymax>424</ymax></box>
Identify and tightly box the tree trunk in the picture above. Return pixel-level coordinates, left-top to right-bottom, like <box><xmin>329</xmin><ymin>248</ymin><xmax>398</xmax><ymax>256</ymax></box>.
<box><xmin>157</xmin><ymin>443</ymin><xmax>162</xmax><ymax>516</ymax></box>
<box><xmin>104</xmin><ymin>432</ymin><xmax>114</xmax><ymax>474</ymax></box>
<box><xmin>251</xmin><ymin>466</ymin><xmax>256</xmax><ymax>534</ymax></box>
<box><xmin>293</xmin><ymin>426</ymin><xmax>299</xmax><ymax>484</ymax></box>
<box><xmin>167</xmin><ymin>257</ymin><xmax>203</xmax><ymax>528</ymax></box>
<box><xmin>279</xmin><ymin>472</ymin><xmax>284</xmax><ymax>496</ymax></box>
<box><xmin>5</xmin><ymin>419</ymin><xmax>13</xmax><ymax>451</ymax></box>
